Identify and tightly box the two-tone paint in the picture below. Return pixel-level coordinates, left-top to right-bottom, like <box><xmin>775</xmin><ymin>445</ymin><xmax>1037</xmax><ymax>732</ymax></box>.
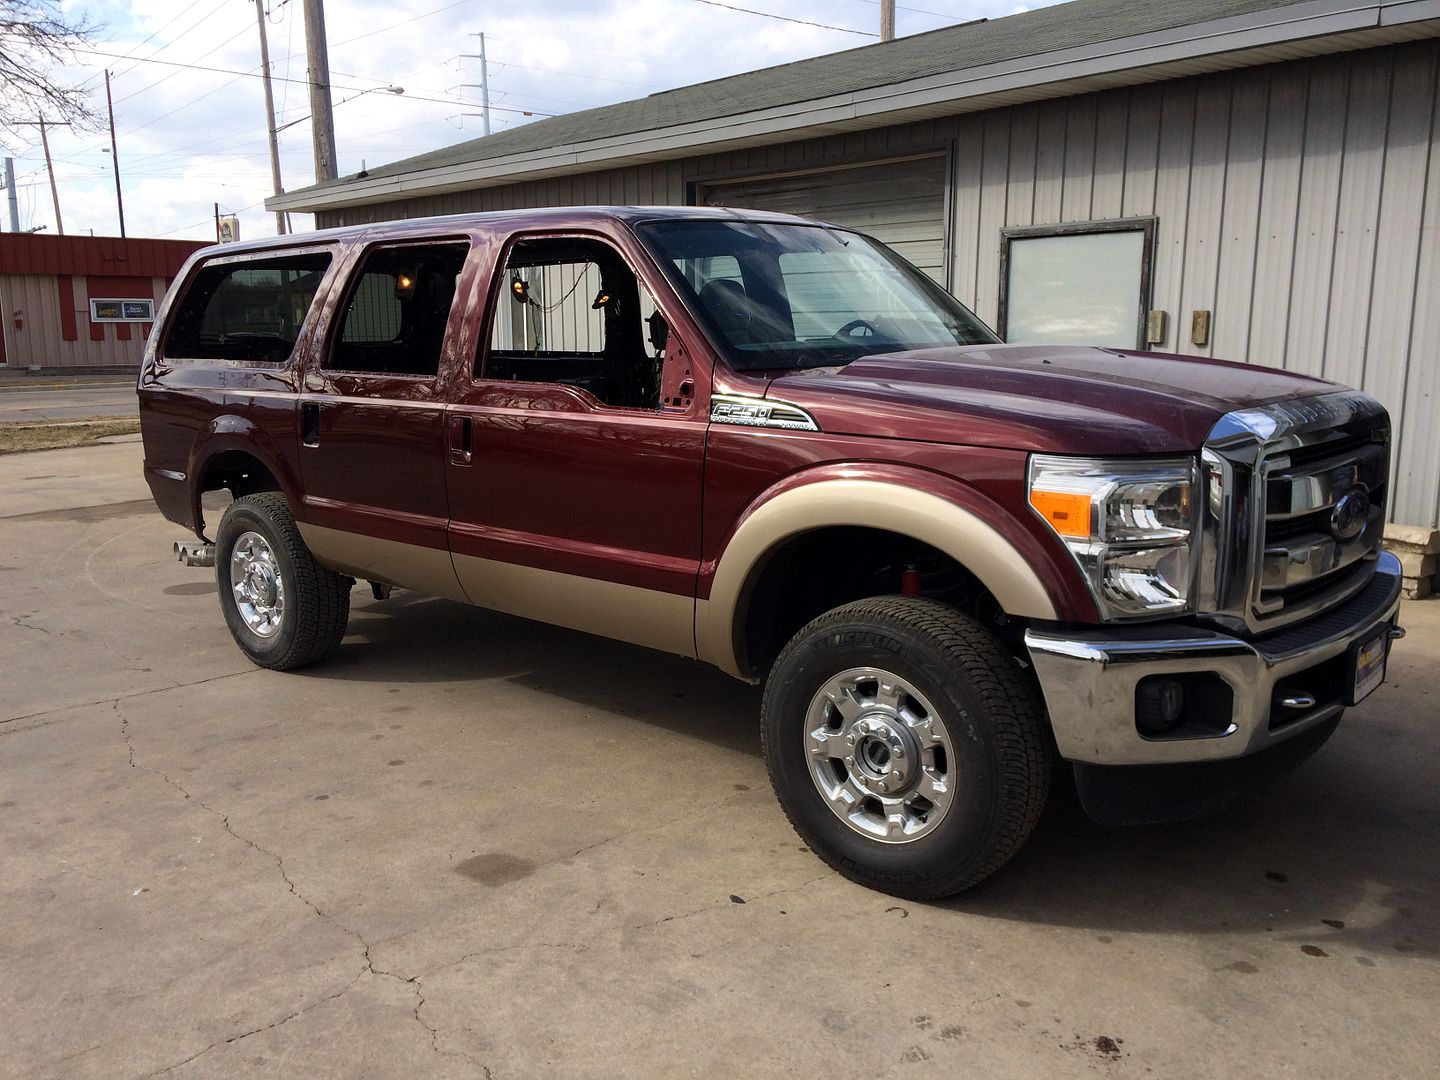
<box><xmin>138</xmin><ymin>207</ymin><xmax>1351</xmax><ymax>681</ymax></box>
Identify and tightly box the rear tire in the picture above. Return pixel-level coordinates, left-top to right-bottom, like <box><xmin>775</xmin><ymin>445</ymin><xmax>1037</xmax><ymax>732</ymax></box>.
<box><xmin>215</xmin><ymin>492</ymin><xmax>351</xmax><ymax>670</ymax></box>
<box><xmin>761</xmin><ymin>596</ymin><xmax>1051</xmax><ymax>899</ymax></box>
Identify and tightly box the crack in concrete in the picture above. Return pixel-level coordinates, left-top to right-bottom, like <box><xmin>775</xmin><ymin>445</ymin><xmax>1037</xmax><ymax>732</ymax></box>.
<box><xmin>9</xmin><ymin>613</ymin><xmax>53</xmax><ymax>635</ymax></box>
<box><xmin>413</xmin><ymin>985</ymin><xmax>495</xmax><ymax>1079</ymax></box>
<box><xmin>1</xmin><ymin>667</ymin><xmax>257</xmax><ymax>731</ymax></box>
<box><xmin>119</xmin><ymin>701</ymin><xmax>494</xmax><ymax>1079</ymax></box>
<box><xmin>143</xmin><ymin>970</ymin><xmax>368</xmax><ymax>1079</ymax></box>
<box><xmin>110</xmin><ymin>694</ymin><xmax>825</xmax><ymax>1079</ymax></box>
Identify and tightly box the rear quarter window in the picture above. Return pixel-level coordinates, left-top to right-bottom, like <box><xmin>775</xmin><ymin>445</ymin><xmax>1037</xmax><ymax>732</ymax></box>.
<box><xmin>163</xmin><ymin>251</ymin><xmax>333</xmax><ymax>364</ymax></box>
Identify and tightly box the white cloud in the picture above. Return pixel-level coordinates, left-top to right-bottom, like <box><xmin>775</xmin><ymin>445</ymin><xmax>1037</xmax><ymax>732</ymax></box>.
<box><xmin>4</xmin><ymin>0</ymin><xmax>1065</xmax><ymax>242</ymax></box>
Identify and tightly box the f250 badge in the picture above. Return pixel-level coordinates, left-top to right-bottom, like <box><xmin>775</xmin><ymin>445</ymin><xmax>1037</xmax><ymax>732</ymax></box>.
<box><xmin>710</xmin><ymin>394</ymin><xmax>820</xmax><ymax>432</ymax></box>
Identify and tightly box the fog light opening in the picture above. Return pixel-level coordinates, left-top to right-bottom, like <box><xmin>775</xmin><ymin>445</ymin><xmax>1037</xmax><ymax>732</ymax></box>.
<box><xmin>1136</xmin><ymin>677</ymin><xmax>1185</xmax><ymax>735</ymax></box>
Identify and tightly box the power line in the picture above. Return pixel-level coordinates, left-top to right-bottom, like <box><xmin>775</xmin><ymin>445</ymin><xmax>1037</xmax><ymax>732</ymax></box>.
<box><xmin>685</xmin><ymin>0</ymin><xmax>877</xmax><ymax>37</ymax></box>
<box><xmin>69</xmin><ymin>3</ymin><xmax>218</xmax><ymax>93</ymax></box>
<box><xmin>112</xmin><ymin>19</ymin><xmax>257</xmax><ymax>107</ymax></box>
<box><xmin>484</xmin><ymin>59</ymin><xmax>662</xmax><ymax>90</ymax></box>
<box><xmin>328</xmin><ymin>0</ymin><xmax>474</xmax><ymax>50</ymax></box>
<box><xmin>109</xmin><ymin>0</ymin><xmax>236</xmax><ymax>90</ymax></box>
<box><xmin>845</xmin><ymin>0</ymin><xmax>974</xmax><ymax>21</ymax></box>
<box><xmin>68</xmin><ymin>47</ymin><xmax>558</xmax><ymax>118</ymax></box>
<box><xmin>117</xmin><ymin>69</ymin><xmax>255</xmax><ymax>141</ymax></box>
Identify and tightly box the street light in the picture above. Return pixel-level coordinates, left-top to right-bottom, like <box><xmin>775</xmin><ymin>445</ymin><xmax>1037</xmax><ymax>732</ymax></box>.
<box><xmin>275</xmin><ymin>84</ymin><xmax>405</xmax><ymax>134</ymax></box>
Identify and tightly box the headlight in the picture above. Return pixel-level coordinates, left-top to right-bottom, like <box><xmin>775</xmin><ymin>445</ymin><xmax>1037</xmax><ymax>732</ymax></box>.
<box><xmin>1027</xmin><ymin>455</ymin><xmax>1197</xmax><ymax>619</ymax></box>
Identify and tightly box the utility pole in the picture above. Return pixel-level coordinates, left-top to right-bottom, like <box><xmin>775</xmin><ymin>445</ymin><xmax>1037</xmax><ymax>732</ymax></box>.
<box><xmin>459</xmin><ymin>34</ymin><xmax>493</xmax><ymax>136</ymax></box>
<box><xmin>104</xmin><ymin>70</ymin><xmax>126</xmax><ymax>237</ymax></box>
<box><xmin>880</xmin><ymin>0</ymin><xmax>895</xmax><ymax>41</ymax></box>
<box><xmin>476</xmin><ymin>33</ymin><xmax>491</xmax><ymax>137</ymax></box>
<box><xmin>302</xmin><ymin>0</ymin><xmax>339</xmax><ymax>182</ymax></box>
<box><xmin>39</xmin><ymin>119</ymin><xmax>64</xmax><ymax>236</ymax></box>
<box><xmin>254</xmin><ymin>0</ymin><xmax>288</xmax><ymax>234</ymax></box>
<box><xmin>2</xmin><ymin>158</ymin><xmax>18</xmax><ymax>232</ymax></box>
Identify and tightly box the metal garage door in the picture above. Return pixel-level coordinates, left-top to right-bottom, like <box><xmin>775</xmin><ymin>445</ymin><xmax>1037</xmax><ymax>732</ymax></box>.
<box><xmin>696</xmin><ymin>155</ymin><xmax>950</xmax><ymax>285</ymax></box>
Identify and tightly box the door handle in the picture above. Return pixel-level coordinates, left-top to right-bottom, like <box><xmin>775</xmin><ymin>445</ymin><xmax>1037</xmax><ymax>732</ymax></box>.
<box><xmin>449</xmin><ymin>414</ymin><xmax>473</xmax><ymax>466</ymax></box>
<box><xmin>301</xmin><ymin>402</ymin><xmax>320</xmax><ymax>447</ymax></box>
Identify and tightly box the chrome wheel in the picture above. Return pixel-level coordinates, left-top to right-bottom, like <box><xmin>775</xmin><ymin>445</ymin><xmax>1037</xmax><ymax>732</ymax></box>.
<box><xmin>805</xmin><ymin>667</ymin><xmax>953</xmax><ymax>843</ymax></box>
<box><xmin>229</xmin><ymin>530</ymin><xmax>285</xmax><ymax>637</ymax></box>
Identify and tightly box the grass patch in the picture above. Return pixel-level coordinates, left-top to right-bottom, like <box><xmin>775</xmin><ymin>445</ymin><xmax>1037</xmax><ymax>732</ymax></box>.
<box><xmin>0</xmin><ymin>417</ymin><xmax>142</xmax><ymax>454</ymax></box>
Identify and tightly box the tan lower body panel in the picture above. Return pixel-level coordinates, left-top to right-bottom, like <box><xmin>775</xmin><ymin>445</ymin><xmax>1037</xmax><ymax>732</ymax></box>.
<box><xmin>298</xmin><ymin>523</ymin><xmax>471</xmax><ymax>603</ymax></box>
<box><xmin>453</xmin><ymin>553</ymin><xmax>696</xmax><ymax>658</ymax></box>
<box><xmin>299</xmin><ymin>522</ymin><xmax>696</xmax><ymax>658</ymax></box>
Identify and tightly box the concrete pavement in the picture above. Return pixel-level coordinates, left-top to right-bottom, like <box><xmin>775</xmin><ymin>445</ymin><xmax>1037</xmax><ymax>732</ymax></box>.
<box><xmin>2</xmin><ymin>439</ymin><xmax>1437</xmax><ymax>1079</ymax></box>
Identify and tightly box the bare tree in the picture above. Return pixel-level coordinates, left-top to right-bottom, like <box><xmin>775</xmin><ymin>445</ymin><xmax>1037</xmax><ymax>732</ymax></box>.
<box><xmin>1</xmin><ymin>0</ymin><xmax>101</xmax><ymax>138</ymax></box>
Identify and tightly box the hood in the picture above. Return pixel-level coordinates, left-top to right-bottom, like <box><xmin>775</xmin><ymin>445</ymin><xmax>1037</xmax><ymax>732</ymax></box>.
<box><xmin>764</xmin><ymin>344</ymin><xmax>1341</xmax><ymax>455</ymax></box>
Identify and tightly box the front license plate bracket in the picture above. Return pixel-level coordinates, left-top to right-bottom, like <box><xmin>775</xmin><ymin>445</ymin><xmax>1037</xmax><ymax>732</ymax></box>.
<box><xmin>1345</xmin><ymin>625</ymin><xmax>1390</xmax><ymax>706</ymax></box>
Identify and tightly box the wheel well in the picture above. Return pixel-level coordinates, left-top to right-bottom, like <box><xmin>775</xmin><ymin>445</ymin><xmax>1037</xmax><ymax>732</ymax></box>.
<box><xmin>741</xmin><ymin>527</ymin><xmax>1013</xmax><ymax>679</ymax></box>
<box><xmin>196</xmin><ymin>451</ymin><xmax>282</xmax><ymax>534</ymax></box>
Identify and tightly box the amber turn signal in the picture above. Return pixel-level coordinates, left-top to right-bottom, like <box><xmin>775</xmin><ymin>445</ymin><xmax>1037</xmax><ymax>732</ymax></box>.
<box><xmin>1028</xmin><ymin>489</ymin><xmax>1092</xmax><ymax>539</ymax></box>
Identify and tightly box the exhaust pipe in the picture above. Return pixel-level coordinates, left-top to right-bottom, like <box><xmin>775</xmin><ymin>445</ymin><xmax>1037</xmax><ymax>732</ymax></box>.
<box><xmin>175</xmin><ymin>540</ymin><xmax>216</xmax><ymax>568</ymax></box>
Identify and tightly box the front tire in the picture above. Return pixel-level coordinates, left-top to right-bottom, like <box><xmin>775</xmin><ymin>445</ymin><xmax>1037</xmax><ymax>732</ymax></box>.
<box><xmin>215</xmin><ymin>492</ymin><xmax>351</xmax><ymax>670</ymax></box>
<box><xmin>761</xmin><ymin>597</ymin><xmax>1051</xmax><ymax>899</ymax></box>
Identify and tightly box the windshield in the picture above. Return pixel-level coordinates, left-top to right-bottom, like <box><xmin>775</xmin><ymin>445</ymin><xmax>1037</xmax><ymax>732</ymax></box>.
<box><xmin>636</xmin><ymin>219</ymin><xmax>997</xmax><ymax>371</ymax></box>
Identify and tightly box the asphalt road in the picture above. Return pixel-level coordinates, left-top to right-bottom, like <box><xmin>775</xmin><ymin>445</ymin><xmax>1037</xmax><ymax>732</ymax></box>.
<box><xmin>2</xmin><ymin>439</ymin><xmax>1438</xmax><ymax>1079</ymax></box>
<box><xmin>0</xmin><ymin>385</ymin><xmax>138</xmax><ymax>422</ymax></box>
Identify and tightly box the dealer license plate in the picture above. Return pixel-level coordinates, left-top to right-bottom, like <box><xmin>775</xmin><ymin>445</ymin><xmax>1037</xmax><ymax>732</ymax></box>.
<box><xmin>1348</xmin><ymin>628</ymin><xmax>1389</xmax><ymax>705</ymax></box>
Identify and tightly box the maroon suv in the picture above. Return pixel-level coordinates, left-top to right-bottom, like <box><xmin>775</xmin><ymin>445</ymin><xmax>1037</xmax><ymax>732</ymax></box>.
<box><xmin>138</xmin><ymin>207</ymin><xmax>1404</xmax><ymax>898</ymax></box>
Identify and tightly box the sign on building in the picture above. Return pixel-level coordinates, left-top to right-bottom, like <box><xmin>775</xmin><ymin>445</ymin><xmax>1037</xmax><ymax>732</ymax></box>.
<box><xmin>90</xmin><ymin>298</ymin><xmax>156</xmax><ymax>322</ymax></box>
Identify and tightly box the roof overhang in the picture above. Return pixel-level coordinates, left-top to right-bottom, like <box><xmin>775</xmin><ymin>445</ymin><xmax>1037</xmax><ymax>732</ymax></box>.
<box><xmin>270</xmin><ymin>0</ymin><xmax>1440</xmax><ymax>214</ymax></box>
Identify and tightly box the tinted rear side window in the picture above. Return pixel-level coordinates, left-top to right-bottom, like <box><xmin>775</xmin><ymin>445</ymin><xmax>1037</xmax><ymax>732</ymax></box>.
<box><xmin>164</xmin><ymin>252</ymin><xmax>333</xmax><ymax>364</ymax></box>
<box><xmin>327</xmin><ymin>242</ymin><xmax>469</xmax><ymax>377</ymax></box>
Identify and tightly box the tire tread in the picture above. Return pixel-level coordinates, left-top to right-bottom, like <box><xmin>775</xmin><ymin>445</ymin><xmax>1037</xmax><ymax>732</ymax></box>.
<box><xmin>761</xmin><ymin>596</ymin><xmax>1051</xmax><ymax>899</ymax></box>
<box><xmin>217</xmin><ymin>493</ymin><xmax>350</xmax><ymax>670</ymax></box>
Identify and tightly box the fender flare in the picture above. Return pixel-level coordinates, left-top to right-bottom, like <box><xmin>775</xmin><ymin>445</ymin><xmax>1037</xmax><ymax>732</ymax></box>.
<box><xmin>187</xmin><ymin>414</ymin><xmax>301</xmax><ymax>540</ymax></box>
<box><xmin>696</xmin><ymin>467</ymin><xmax>1074</xmax><ymax>678</ymax></box>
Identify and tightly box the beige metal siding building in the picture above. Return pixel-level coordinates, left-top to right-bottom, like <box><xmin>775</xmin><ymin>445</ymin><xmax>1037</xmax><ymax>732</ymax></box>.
<box><xmin>0</xmin><ymin>235</ymin><xmax>205</xmax><ymax>371</ymax></box>
<box><xmin>273</xmin><ymin>0</ymin><xmax>1440</xmax><ymax>531</ymax></box>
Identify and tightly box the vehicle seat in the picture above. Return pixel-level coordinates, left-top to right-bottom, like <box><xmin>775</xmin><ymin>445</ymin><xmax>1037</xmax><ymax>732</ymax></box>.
<box><xmin>698</xmin><ymin>278</ymin><xmax>759</xmax><ymax>345</ymax></box>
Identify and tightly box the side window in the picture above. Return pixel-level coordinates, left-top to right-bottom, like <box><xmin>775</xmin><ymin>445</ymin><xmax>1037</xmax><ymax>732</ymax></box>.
<box><xmin>163</xmin><ymin>252</ymin><xmax>332</xmax><ymax>364</ymax></box>
<box><xmin>481</xmin><ymin>237</ymin><xmax>667</xmax><ymax>411</ymax></box>
<box><xmin>327</xmin><ymin>241</ymin><xmax>468</xmax><ymax>377</ymax></box>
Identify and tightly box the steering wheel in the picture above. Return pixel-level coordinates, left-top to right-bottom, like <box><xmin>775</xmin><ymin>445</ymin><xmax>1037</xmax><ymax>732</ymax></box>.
<box><xmin>834</xmin><ymin>318</ymin><xmax>880</xmax><ymax>339</ymax></box>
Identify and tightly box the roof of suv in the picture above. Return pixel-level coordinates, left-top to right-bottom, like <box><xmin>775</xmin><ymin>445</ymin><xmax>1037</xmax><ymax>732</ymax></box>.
<box><xmin>203</xmin><ymin>205</ymin><xmax>827</xmax><ymax>259</ymax></box>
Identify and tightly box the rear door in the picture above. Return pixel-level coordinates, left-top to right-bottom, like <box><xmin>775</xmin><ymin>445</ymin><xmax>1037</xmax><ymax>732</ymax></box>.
<box><xmin>296</xmin><ymin>236</ymin><xmax>474</xmax><ymax>599</ymax></box>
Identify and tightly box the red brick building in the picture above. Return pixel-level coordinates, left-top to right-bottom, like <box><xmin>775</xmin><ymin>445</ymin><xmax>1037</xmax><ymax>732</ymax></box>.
<box><xmin>0</xmin><ymin>234</ymin><xmax>206</xmax><ymax>371</ymax></box>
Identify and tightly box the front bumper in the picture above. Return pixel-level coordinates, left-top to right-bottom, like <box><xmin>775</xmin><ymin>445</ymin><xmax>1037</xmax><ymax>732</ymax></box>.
<box><xmin>1025</xmin><ymin>551</ymin><xmax>1403</xmax><ymax>766</ymax></box>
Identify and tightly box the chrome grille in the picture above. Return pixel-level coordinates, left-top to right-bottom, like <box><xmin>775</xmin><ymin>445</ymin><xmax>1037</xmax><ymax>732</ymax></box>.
<box><xmin>1198</xmin><ymin>391</ymin><xmax>1391</xmax><ymax>637</ymax></box>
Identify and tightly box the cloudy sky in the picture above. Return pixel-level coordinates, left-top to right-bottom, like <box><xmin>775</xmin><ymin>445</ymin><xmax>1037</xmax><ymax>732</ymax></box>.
<box><xmin>3</xmin><ymin>0</ymin><xmax>1062</xmax><ymax>242</ymax></box>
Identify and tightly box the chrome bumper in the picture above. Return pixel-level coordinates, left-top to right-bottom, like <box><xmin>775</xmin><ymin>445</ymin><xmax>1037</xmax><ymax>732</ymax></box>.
<box><xmin>1025</xmin><ymin>551</ymin><xmax>1404</xmax><ymax>766</ymax></box>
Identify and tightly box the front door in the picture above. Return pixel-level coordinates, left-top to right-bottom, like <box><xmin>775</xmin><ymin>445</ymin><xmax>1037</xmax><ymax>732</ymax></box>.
<box><xmin>444</xmin><ymin>229</ymin><xmax>709</xmax><ymax>655</ymax></box>
<box><xmin>297</xmin><ymin>237</ymin><xmax>472</xmax><ymax>600</ymax></box>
